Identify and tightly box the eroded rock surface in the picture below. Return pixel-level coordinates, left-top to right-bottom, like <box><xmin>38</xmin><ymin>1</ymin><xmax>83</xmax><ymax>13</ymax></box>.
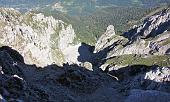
<box><xmin>0</xmin><ymin>8</ymin><xmax>84</xmax><ymax>66</ymax></box>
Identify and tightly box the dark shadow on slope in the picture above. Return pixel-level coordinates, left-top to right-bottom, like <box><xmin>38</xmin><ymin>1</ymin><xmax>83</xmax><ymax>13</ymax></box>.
<box><xmin>123</xmin><ymin>20</ymin><xmax>170</xmax><ymax>45</ymax></box>
<box><xmin>0</xmin><ymin>46</ymin><xmax>24</xmax><ymax>63</ymax></box>
<box><xmin>145</xmin><ymin>20</ymin><xmax>170</xmax><ymax>39</ymax></box>
<box><xmin>0</xmin><ymin>46</ymin><xmax>169</xmax><ymax>101</ymax></box>
<box><xmin>77</xmin><ymin>42</ymin><xmax>95</xmax><ymax>63</ymax></box>
<box><xmin>77</xmin><ymin>40</ymin><xmax>122</xmax><ymax>71</ymax></box>
<box><xmin>108</xmin><ymin>65</ymin><xmax>170</xmax><ymax>93</ymax></box>
<box><xmin>0</xmin><ymin>46</ymin><xmax>24</xmax><ymax>76</ymax></box>
<box><xmin>93</xmin><ymin>40</ymin><xmax>123</xmax><ymax>67</ymax></box>
<box><xmin>123</xmin><ymin>9</ymin><xmax>170</xmax><ymax>45</ymax></box>
<box><xmin>165</xmin><ymin>48</ymin><xmax>170</xmax><ymax>54</ymax></box>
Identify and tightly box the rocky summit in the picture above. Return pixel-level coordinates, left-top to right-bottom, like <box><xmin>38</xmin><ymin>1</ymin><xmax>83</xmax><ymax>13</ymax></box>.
<box><xmin>0</xmin><ymin>4</ymin><xmax>170</xmax><ymax>102</ymax></box>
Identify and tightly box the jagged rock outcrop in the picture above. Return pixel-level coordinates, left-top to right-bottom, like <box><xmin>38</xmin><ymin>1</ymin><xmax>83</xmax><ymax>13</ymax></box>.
<box><xmin>94</xmin><ymin>25</ymin><xmax>116</xmax><ymax>53</ymax></box>
<box><xmin>125</xmin><ymin>66</ymin><xmax>170</xmax><ymax>93</ymax></box>
<box><xmin>116</xmin><ymin>8</ymin><xmax>170</xmax><ymax>56</ymax></box>
<box><xmin>94</xmin><ymin>25</ymin><xmax>127</xmax><ymax>53</ymax></box>
<box><xmin>94</xmin><ymin>8</ymin><xmax>170</xmax><ymax>62</ymax></box>
<box><xmin>0</xmin><ymin>8</ymin><xmax>82</xmax><ymax>66</ymax></box>
<box><xmin>107</xmin><ymin>31</ymin><xmax>170</xmax><ymax>57</ymax></box>
<box><xmin>0</xmin><ymin>46</ymin><xmax>112</xmax><ymax>101</ymax></box>
<box><xmin>145</xmin><ymin>67</ymin><xmax>170</xmax><ymax>82</ymax></box>
<box><xmin>124</xmin><ymin>8</ymin><xmax>170</xmax><ymax>40</ymax></box>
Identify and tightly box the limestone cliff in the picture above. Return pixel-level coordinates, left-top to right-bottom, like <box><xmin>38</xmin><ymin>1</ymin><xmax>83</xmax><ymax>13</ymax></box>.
<box><xmin>0</xmin><ymin>8</ymin><xmax>79</xmax><ymax>66</ymax></box>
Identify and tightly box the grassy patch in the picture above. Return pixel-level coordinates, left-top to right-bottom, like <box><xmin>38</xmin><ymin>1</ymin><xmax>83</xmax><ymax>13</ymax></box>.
<box><xmin>106</xmin><ymin>54</ymin><xmax>170</xmax><ymax>67</ymax></box>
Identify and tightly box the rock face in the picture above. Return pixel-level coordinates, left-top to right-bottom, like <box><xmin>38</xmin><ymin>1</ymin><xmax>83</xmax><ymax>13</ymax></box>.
<box><xmin>0</xmin><ymin>8</ymin><xmax>82</xmax><ymax>66</ymax></box>
<box><xmin>94</xmin><ymin>8</ymin><xmax>170</xmax><ymax>61</ymax></box>
<box><xmin>145</xmin><ymin>67</ymin><xmax>170</xmax><ymax>82</ymax></box>
<box><xmin>115</xmin><ymin>65</ymin><xmax>170</xmax><ymax>93</ymax></box>
<box><xmin>124</xmin><ymin>8</ymin><xmax>170</xmax><ymax>40</ymax></box>
<box><xmin>119</xmin><ymin>8</ymin><xmax>170</xmax><ymax>56</ymax></box>
<box><xmin>94</xmin><ymin>25</ymin><xmax>116</xmax><ymax>53</ymax></box>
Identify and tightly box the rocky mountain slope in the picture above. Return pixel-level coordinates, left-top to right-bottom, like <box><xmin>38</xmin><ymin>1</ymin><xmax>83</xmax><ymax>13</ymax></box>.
<box><xmin>95</xmin><ymin>8</ymin><xmax>170</xmax><ymax>56</ymax></box>
<box><xmin>0</xmin><ymin>6</ymin><xmax>170</xmax><ymax>102</ymax></box>
<box><xmin>0</xmin><ymin>46</ymin><xmax>169</xmax><ymax>102</ymax></box>
<box><xmin>94</xmin><ymin>8</ymin><xmax>170</xmax><ymax>69</ymax></box>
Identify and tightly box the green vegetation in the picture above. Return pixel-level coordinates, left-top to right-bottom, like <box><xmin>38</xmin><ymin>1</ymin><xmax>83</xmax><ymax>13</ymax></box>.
<box><xmin>80</xmin><ymin>6</ymin><xmax>156</xmax><ymax>36</ymax></box>
<box><xmin>72</xmin><ymin>6</ymin><xmax>166</xmax><ymax>44</ymax></box>
<box><xmin>106</xmin><ymin>54</ymin><xmax>170</xmax><ymax>67</ymax></box>
<box><xmin>37</xmin><ymin>6</ymin><xmax>163</xmax><ymax>45</ymax></box>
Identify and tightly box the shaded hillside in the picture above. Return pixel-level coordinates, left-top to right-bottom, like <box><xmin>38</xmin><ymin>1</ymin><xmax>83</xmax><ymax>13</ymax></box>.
<box><xmin>0</xmin><ymin>46</ymin><xmax>169</xmax><ymax>102</ymax></box>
